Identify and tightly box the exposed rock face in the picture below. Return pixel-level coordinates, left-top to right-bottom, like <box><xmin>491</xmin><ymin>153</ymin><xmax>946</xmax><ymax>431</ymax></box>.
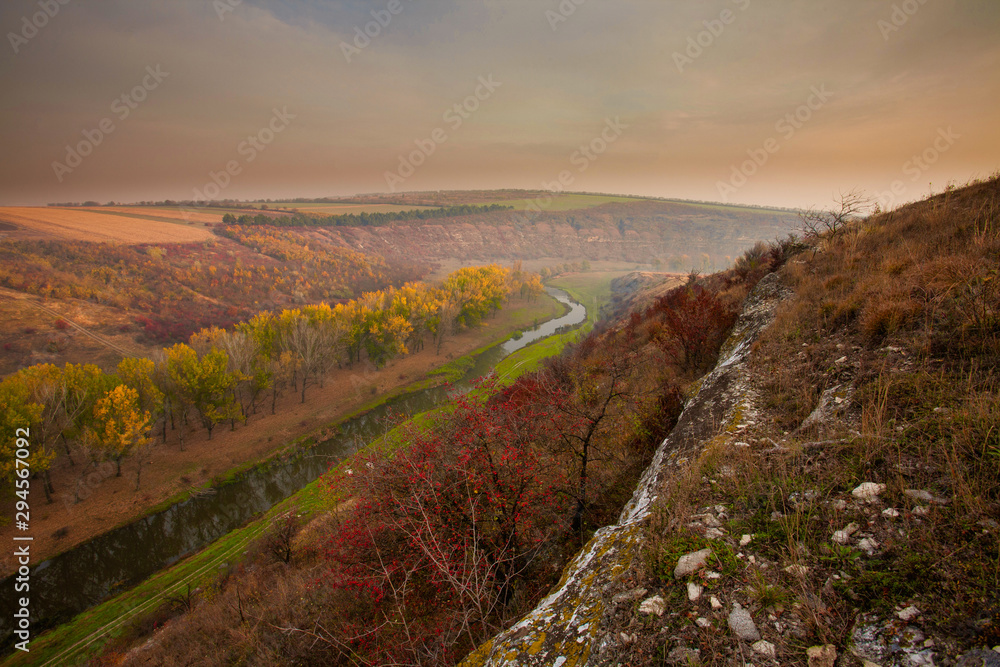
<box><xmin>314</xmin><ymin>202</ymin><xmax>799</xmax><ymax>265</ymax></box>
<box><xmin>459</xmin><ymin>272</ymin><xmax>791</xmax><ymax>667</ymax></box>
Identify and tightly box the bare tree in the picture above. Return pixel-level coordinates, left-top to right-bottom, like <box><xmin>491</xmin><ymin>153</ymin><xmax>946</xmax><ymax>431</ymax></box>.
<box><xmin>799</xmin><ymin>189</ymin><xmax>874</xmax><ymax>239</ymax></box>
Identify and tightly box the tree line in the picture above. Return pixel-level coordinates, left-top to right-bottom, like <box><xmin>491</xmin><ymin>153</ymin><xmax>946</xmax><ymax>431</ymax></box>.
<box><xmin>221</xmin><ymin>204</ymin><xmax>513</xmax><ymax>228</ymax></box>
<box><xmin>0</xmin><ymin>265</ymin><xmax>544</xmax><ymax>504</ymax></box>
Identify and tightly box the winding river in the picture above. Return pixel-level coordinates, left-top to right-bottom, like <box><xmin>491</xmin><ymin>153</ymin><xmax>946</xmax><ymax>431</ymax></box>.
<box><xmin>1</xmin><ymin>288</ymin><xmax>586</xmax><ymax>647</ymax></box>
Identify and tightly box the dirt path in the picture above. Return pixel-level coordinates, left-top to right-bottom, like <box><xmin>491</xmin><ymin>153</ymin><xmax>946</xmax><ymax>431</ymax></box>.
<box><xmin>11</xmin><ymin>294</ymin><xmax>132</xmax><ymax>357</ymax></box>
<box><xmin>0</xmin><ymin>296</ymin><xmax>560</xmax><ymax>578</ymax></box>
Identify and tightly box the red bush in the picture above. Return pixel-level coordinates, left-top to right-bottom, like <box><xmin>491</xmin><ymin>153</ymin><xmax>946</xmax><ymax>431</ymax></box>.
<box><xmin>322</xmin><ymin>377</ymin><xmax>567</xmax><ymax>663</ymax></box>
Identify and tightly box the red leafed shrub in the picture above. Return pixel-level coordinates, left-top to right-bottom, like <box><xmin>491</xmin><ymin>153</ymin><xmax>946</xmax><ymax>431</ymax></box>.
<box><xmin>323</xmin><ymin>377</ymin><xmax>567</xmax><ymax>664</ymax></box>
<box><xmin>54</xmin><ymin>318</ymin><xmax>70</xmax><ymax>330</ymax></box>
<box><xmin>647</xmin><ymin>282</ymin><xmax>738</xmax><ymax>374</ymax></box>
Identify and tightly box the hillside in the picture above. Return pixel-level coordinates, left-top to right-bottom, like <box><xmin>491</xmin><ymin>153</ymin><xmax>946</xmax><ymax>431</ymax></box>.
<box><xmin>295</xmin><ymin>199</ymin><xmax>799</xmax><ymax>269</ymax></box>
<box><xmin>469</xmin><ymin>176</ymin><xmax>1000</xmax><ymax>666</ymax></box>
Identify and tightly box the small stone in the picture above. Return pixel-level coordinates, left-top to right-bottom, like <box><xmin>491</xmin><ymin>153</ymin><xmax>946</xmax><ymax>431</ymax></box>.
<box><xmin>831</xmin><ymin>499</ymin><xmax>848</xmax><ymax>511</ymax></box>
<box><xmin>674</xmin><ymin>548</ymin><xmax>712</xmax><ymax>579</ymax></box>
<box><xmin>612</xmin><ymin>587</ymin><xmax>647</xmax><ymax>605</ymax></box>
<box><xmin>740</xmin><ymin>534</ymin><xmax>754</xmax><ymax>546</ymax></box>
<box><xmin>711</xmin><ymin>596</ymin><xmax>722</xmax><ymax>609</ymax></box>
<box><xmin>639</xmin><ymin>595</ymin><xmax>666</xmax><ymax>616</ymax></box>
<box><xmin>770</xmin><ymin>511</ymin><xmax>784</xmax><ymax>521</ymax></box>
<box><xmin>858</xmin><ymin>538</ymin><xmax>879</xmax><ymax>555</ymax></box>
<box><xmin>784</xmin><ymin>564</ymin><xmax>809</xmax><ymax>577</ymax></box>
<box><xmin>882</xmin><ymin>508</ymin><xmax>900</xmax><ymax>518</ymax></box>
<box><xmin>715</xmin><ymin>504</ymin><xmax>727</xmax><ymax>515</ymax></box>
<box><xmin>753</xmin><ymin>640</ymin><xmax>776</xmax><ymax>658</ymax></box>
<box><xmin>705</xmin><ymin>527</ymin><xmax>727</xmax><ymax>540</ymax></box>
<box><xmin>913</xmin><ymin>505</ymin><xmax>930</xmax><ymax>516</ymax></box>
<box><xmin>704</xmin><ymin>570</ymin><xmax>721</xmax><ymax>579</ymax></box>
<box><xmin>695</xmin><ymin>617</ymin><xmax>711</xmax><ymax>628</ymax></box>
<box><xmin>956</xmin><ymin>649</ymin><xmax>1000</xmax><ymax>667</ymax></box>
<box><xmin>852</xmin><ymin>482</ymin><xmax>886</xmax><ymax>501</ymax></box>
<box><xmin>904</xmin><ymin>489</ymin><xmax>934</xmax><ymax>502</ymax></box>
<box><xmin>729</xmin><ymin>602</ymin><xmax>761</xmax><ymax>641</ymax></box>
<box><xmin>835</xmin><ymin>356</ymin><xmax>847</xmax><ymax>363</ymax></box>
<box><xmin>696</xmin><ymin>513</ymin><xmax>722</xmax><ymax>527</ymax></box>
<box><xmin>832</xmin><ymin>521</ymin><xmax>860</xmax><ymax>544</ymax></box>
<box><xmin>687</xmin><ymin>582</ymin><xmax>703</xmax><ymax>601</ymax></box>
<box><xmin>807</xmin><ymin>644</ymin><xmax>837</xmax><ymax>667</ymax></box>
<box><xmin>896</xmin><ymin>605</ymin><xmax>921</xmax><ymax>621</ymax></box>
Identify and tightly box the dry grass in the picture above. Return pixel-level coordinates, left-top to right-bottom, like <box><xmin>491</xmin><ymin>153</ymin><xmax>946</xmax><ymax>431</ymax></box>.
<box><xmin>0</xmin><ymin>207</ymin><xmax>212</xmax><ymax>243</ymax></box>
<box><xmin>613</xmin><ymin>176</ymin><xmax>1000</xmax><ymax>665</ymax></box>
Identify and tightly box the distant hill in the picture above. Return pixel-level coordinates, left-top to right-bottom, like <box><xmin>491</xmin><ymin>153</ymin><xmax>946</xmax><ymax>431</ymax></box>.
<box><xmin>305</xmin><ymin>197</ymin><xmax>800</xmax><ymax>269</ymax></box>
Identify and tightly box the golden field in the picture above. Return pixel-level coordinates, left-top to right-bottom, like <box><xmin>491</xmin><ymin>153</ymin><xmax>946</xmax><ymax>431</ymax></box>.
<box><xmin>0</xmin><ymin>207</ymin><xmax>212</xmax><ymax>243</ymax></box>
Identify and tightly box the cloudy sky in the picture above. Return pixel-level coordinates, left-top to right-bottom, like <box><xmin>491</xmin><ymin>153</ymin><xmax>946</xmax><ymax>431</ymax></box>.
<box><xmin>1</xmin><ymin>0</ymin><xmax>998</xmax><ymax>208</ymax></box>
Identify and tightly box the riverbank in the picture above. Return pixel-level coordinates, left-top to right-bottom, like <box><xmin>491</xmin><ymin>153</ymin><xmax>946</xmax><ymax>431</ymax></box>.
<box><xmin>0</xmin><ymin>294</ymin><xmax>563</xmax><ymax>580</ymax></box>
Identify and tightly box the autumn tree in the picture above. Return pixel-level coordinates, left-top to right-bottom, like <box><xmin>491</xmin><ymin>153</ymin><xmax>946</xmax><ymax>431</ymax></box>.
<box><xmin>530</xmin><ymin>351</ymin><xmax>648</xmax><ymax>544</ymax></box>
<box><xmin>117</xmin><ymin>357</ymin><xmax>164</xmax><ymax>437</ymax></box>
<box><xmin>165</xmin><ymin>343</ymin><xmax>239</xmax><ymax>440</ymax></box>
<box><xmin>82</xmin><ymin>384</ymin><xmax>152</xmax><ymax>489</ymax></box>
<box><xmin>0</xmin><ymin>375</ymin><xmax>54</xmax><ymax>498</ymax></box>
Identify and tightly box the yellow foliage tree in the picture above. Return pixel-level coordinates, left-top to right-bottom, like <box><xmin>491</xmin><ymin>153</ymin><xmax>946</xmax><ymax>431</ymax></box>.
<box><xmin>83</xmin><ymin>384</ymin><xmax>152</xmax><ymax>489</ymax></box>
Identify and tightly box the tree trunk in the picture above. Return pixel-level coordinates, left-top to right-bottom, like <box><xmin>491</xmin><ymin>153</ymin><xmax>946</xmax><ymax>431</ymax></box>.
<box><xmin>60</xmin><ymin>434</ymin><xmax>76</xmax><ymax>467</ymax></box>
<box><xmin>43</xmin><ymin>469</ymin><xmax>54</xmax><ymax>504</ymax></box>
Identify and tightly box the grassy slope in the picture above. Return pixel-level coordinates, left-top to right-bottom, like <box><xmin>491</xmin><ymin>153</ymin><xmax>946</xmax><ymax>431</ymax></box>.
<box><xmin>619</xmin><ymin>177</ymin><xmax>1000</xmax><ymax>664</ymax></box>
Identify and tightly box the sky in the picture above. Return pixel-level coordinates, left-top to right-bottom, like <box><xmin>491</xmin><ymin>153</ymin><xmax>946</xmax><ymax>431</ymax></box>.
<box><xmin>0</xmin><ymin>0</ymin><xmax>998</xmax><ymax>209</ymax></box>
